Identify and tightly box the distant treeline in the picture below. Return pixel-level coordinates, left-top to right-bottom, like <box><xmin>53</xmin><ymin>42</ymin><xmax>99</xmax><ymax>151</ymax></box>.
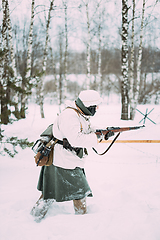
<box><xmin>17</xmin><ymin>46</ymin><xmax>160</xmax><ymax>77</ymax></box>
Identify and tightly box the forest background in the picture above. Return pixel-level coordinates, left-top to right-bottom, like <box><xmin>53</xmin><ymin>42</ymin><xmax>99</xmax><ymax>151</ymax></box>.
<box><xmin>0</xmin><ymin>0</ymin><xmax>160</xmax><ymax>155</ymax></box>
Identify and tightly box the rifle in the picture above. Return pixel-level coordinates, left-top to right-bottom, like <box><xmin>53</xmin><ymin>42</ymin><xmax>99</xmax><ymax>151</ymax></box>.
<box><xmin>95</xmin><ymin>125</ymin><xmax>145</xmax><ymax>138</ymax></box>
<box><xmin>93</xmin><ymin>125</ymin><xmax>145</xmax><ymax>155</ymax></box>
<box><xmin>33</xmin><ymin>125</ymin><xmax>145</xmax><ymax>163</ymax></box>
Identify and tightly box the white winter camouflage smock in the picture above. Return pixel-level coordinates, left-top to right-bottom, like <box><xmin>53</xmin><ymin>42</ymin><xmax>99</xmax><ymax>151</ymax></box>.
<box><xmin>53</xmin><ymin>101</ymin><xmax>98</xmax><ymax>169</ymax></box>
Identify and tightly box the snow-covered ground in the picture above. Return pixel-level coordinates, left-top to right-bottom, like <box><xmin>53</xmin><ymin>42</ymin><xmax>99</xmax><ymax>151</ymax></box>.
<box><xmin>0</xmin><ymin>102</ymin><xmax>160</xmax><ymax>240</ymax></box>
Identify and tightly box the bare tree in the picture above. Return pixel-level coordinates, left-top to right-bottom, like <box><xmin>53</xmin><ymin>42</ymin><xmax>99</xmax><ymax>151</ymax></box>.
<box><xmin>6</xmin><ymin>1</ymin><xmax>16</xmax><ymax>76</ymax></box>
<box><xmin>80</xmin><ymin>0</ymin><xmax>102</xmax><ymax>89</ymax></box>
<box><xmin>56</xmin><ymin>27</ymin><xmax>64</xmax><ymax>108</ymax></box>
<box><xmin>26</xmin><ymin>0</ymin><xmax>35</xmax><ymax>78</ymax></box>
<box><xmin>85</xmin><ymin>1</ymin><xmax>91</xmax><ymax>89</ymax></box>
<box><xmin>97</xmin><ymin>3</ymin><xmax>105</xmax><ymax>94</ymax></box>
<box><xmin>36</xmin><ymin>0</ymin><xmax>54</xmax><ymax>118</ymax></box>
<box><xmin>63</xmin><ymin>0</ymin><xmax>68</xmax><ymax>99</ymax></box>
<box><xmin>1</xmin><ymin>0</ymin><xmax>11</xmax><ymax>124</ymax></box>
<box><xmin>6</xmin><ymin>0</ymin><xmax>21</xmax><ymax>119</ymax></box>
<box><xmin>121</xmin><ymin>0</ymin><xmax>129</xmax><ymax>120</ymax></box>
<box><xmin>0</xmin><ymin>24</ymin><xmax>3</xmax><ymax>128</ymax></box>
<box><xmin>128</xmin><ymin>0</ymin><xmax>135</xmax><ymax>120</ymax></box>
<box><xmin>129</xmin><ymin>0</ymin><xmax>146</xmax><ymax>120</ymax></box>
<box><xmin>134</xmin><ymin>0</ymin><xmax>145</xmax><ymax>108</ymax></box>
<box><xmin>20</xmin><ymin>0</ymin><xmax>35</xmax><ymax>118</ymax></box>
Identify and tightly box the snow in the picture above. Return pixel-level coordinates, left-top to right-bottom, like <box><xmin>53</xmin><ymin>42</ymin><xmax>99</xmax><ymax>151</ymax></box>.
<box><xmin>0</xmin><ymin>102</ymin><xmax>160</xmax><ymax>240</ymax></box>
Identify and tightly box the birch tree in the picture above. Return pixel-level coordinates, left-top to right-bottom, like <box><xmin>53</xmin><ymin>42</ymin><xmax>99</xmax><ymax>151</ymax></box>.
<box><xmin>97</xmin><ymin>4</ymin><xmax>105</xmax><ymax>94</ymax></box>
<box><xmin>36</xmin><ymin>0</ymin><xmax>54</xmax><ymax>118</ymax></box>
<box><xmin>56</xmin><ymin>28</ymin><xmax>63</xmax><ymax>108</ymax></box>
<box><xmin>63</xmin><ymin>0</ymin><xmax>68</xmax><ymax>99</ymax></box>
<box><xmin>81</xmin><ymin>0</ymin><xmax>102</xmax><ymax>90</ymax></box>
<box><xmin>128</xmin><ymin>0</ymin><xmax>135</xmax><ymax>120</ymax></box>
<box><xmin>1</xmin><ymin>0</ymin><xmax>11</xmax><ymax>124</ymax></box>
<box><xmin>26</xmin><ymin>0</ymin><xmax>35</xmax><ymax>78</ymax></box>
<box><xmin>121</xmin><ymin>0</ymin><xmax>129</xmax><ymax>120</ymax></box>
<box><xmin>6</xmin><ymin>0</ymin><xmax>21</xmax><ymax>119</ymax></box>
<box><xmin>85</xmin><ymin>1</ymin><xmax>91</xmax><ymax>89</ymax></box>
<box><xmin>6</xmin><ymin>2</ymin><xmax>16</xmax><ymax>76</ymax></box>
<box><xmin>129</xmin><ymin>0</ymin><xmax>145</xmax><ymax>120</ymax></box>
<box><xmin>20</xmin><ymin>0</ymin><xmax>35</xmax><ymax>118</ymax></box>
<box><xmin>0</xmin><ymin>25</ymin><xmax>3</xmax><ymax>128</ymax></box>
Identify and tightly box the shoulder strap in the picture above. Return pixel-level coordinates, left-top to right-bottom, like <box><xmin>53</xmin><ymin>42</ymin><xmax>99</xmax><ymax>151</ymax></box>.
<box><xmin>66</xmin><ymin>106</ymin><xmax>81</xmax><ymax>116</ymax></box>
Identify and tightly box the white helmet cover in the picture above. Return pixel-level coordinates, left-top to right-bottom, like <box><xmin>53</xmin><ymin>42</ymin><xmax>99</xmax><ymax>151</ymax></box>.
<box><xmin>78</xmin><ymin>90</ymin><xmax>102</xmax><ymax>107</ymax></box>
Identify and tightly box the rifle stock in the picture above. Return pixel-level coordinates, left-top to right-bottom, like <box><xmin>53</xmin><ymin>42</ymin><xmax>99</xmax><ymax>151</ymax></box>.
<box><xmin>95</xmin><ymin>125</ymin><xmax>145</xmax><ymax>136</ymax></box>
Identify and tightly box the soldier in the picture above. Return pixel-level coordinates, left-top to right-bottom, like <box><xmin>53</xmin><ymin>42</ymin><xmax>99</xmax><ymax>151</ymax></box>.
<box><xmin>32</xmin><ymin>90</ymin><xmax>104</xmax><ymax>220</ymax></box>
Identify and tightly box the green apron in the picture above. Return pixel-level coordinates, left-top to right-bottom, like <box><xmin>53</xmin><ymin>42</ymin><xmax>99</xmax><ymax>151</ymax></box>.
<box><xmin>37</xmin><ymin>165</ymin><xmax>92</xmax><ymax>201</ymax></box>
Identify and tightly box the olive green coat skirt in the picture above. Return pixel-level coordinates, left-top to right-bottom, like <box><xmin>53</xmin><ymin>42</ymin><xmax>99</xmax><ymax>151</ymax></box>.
<box><xmin>37</xmin><ymin>165</ymin><xmax>92</xmax><ymax>201</ymax></box>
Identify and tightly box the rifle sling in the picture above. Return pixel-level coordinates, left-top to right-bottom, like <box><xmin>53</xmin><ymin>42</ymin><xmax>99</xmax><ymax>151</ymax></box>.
<box><xmin>92</xmin><ymin>132</ymin><xmax>120</xmax><ymax>156</ymax></box>
<box><xmin>52</xmin><ymin>136</ymin><xmax>63</xmax><ymax>146</ymax></box>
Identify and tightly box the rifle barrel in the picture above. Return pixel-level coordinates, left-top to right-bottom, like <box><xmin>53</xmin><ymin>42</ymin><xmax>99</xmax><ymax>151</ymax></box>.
<box><xmin>96</xmin><ymin>125</ymin><xmax>145</xmax><ymax>135</ymax></box>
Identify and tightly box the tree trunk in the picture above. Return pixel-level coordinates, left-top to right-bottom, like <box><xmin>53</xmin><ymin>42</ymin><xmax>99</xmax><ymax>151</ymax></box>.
<box><xmin>63</xmin><ymin>0</ymin><xmax>68</xmax><ymax>99</ymax></box>
<box><xmin>1</xmin><ymin>0</ymin><xmax>22</xmax><ymax>123</ymax></box>
<box><xmin>129</xmin><ymin>0</ymin><xmax>135</xmax><ymax>120</ymax></box>
<box><xmin>6</xmin><ymin>0</ymin><xmax>16</xmax><ymax>76</ymax></box>
<box><xmin>21</xmin><ymin>0</ymin><xmax>35</xmax><ymax>118</ymax></box>
<box><xmin>81</xmin><ymin>0</ymin><xmax>102</xmax><ymax>90</ymax></box>
<box><xmin>59</xmin><ymin>31</ymin><xmax>63</xmax><ymax>106</ymax></box>
<box><xmin>97</xmin><ymin>10</ymin><xmax>102</xmax><ymax>93</ymax></box>
<box><xmin>130</xmin><ymin>0</ymin><xmax>145</xmax><ymax>118</ymax></box>
<box><xmin>121</xmin><ymin>0</ymin><xmax>129</xmax><ymax>120</ymax></box>
<box><xmin>42</xmin><ymin>0</ymin><xmax>54</xmax><ymax>72</ymax></box>
<box><xmin>1</xmin><ymin>0</ymin><xmax>10</xmax><ymax>124</ymax></box>
<box><xmin>26</xmin><ymin>0</ymin><xmax>35</xmax><ymax>78</ymax></box>
<box><xmin>0</xmin><ymin>32</ymin><xmax>3</xmax><ymax>128</ymax></box>
<box><xmin>6</xmin><ymin>0</ymin><xmax>20</xmax><ymax>118</ymax></box>
<box><xmin>86</xmin><ymin>2</ymin><xmax>91</xmax><ymax>90</ymax></box>
<box><xmin>135</xmin><ymin>0</ymin><xmax>145</xmax><ymax>104</ymax></box>
<box><xmin>37</xmin><ymin>0</ymin><xmax>54</xmax><ymax>118</ymax></box>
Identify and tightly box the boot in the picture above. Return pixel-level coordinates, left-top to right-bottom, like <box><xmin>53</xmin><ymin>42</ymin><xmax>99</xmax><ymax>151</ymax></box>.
<box><xmin>30</xmin><ymin>194</ymin><xmax>54</xmax><ymax>222</ymax></box>
<box><xmin>73</xmin><ymin>197</ymin><xmax>87</xmax><ymax>214</ymax></box>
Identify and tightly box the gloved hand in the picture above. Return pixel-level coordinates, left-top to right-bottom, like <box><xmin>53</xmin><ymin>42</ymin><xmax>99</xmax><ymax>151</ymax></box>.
<box><xmin>104</xmin><ymin>131</ymin><xmax>115</xmax><ymax>140</ymax></box>
<box><xmin>63</xmin><ymin>138</ymin><xmax>72</xmax><ymax>150</ymax></box>
<box><xmin>96</xmin><ymin>130</ymin><xmax>104</xmax><ymax>142</ymax></box>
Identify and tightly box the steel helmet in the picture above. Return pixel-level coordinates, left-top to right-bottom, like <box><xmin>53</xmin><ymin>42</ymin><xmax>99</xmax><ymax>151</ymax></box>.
<box><xmin>76</xmin><ymin>90</ymin><xmax>102</xmax><ymax>116</ymax></box>
<box><xmin>78</xmin><ymin>90</ymin><xmax>102</xmax><ymax>107</ymax></box>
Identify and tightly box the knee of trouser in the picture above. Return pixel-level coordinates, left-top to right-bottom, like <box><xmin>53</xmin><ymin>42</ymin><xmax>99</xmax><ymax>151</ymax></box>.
<box><xmin>73</xmin><ymin>198</ymin><xmax>87</xmax><ymax>215</ymax></box>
